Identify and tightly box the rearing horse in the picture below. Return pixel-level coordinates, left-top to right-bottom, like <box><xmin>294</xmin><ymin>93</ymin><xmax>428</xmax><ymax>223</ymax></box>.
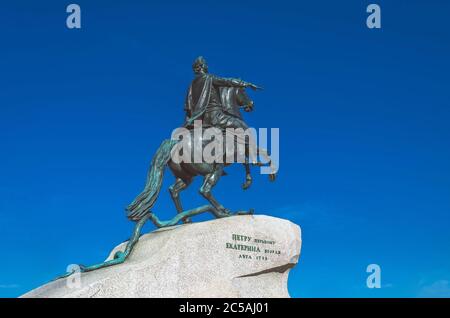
<box><xmin>127</xmin><ymin>87</ymin><xmax>276</xmax><ymax>223</ymax></box>
<box><xmin>57</xmin><ymin>88</ymin><xmax>276</xmax><ymax>276</ymax></box>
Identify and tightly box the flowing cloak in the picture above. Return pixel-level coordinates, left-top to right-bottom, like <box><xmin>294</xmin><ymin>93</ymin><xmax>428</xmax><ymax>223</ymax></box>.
<box><xmin>184</xmin><ymin>74</ymin><xmax>214</xmax><ymax>127</ymax></box>
<box><xmin>184</xmin><ymin>74</ymin><xmax>248</xmax><ymax>127</ymax></box>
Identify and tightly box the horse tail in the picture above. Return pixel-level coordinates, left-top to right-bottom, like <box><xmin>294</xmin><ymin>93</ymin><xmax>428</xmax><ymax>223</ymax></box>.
<box><xmin>126</xmin><ymin>139</ymin><xmax>178</xmax><ymax>221</ymax></box>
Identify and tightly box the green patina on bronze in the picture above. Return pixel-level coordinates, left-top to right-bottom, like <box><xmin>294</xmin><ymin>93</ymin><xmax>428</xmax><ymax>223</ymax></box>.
<box><xmin>57</xmin><ymin>57</ymin><xmax>276</xmax><ymax>279</ymax></box>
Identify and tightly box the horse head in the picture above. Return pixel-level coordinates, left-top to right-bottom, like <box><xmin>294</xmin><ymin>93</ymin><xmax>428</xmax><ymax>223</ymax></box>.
<box><xmin>219</xmin><ymin>87</ymin><xmax>254</xmax><ymax>118</ymax></box>
<box><xmin>236</xmin><ymin>88</ymin><xmax>254</xmax><ymax>112</ymax></box>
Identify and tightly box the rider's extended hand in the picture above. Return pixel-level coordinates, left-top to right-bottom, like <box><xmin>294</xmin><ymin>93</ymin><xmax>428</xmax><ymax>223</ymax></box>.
<box><xmin>247</xmin><ymin>83</ymin><xmax>262</xmax><ymax>91</ymax></box>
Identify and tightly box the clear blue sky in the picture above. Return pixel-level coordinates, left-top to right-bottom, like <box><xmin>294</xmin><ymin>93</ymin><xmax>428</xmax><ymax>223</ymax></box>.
<box><xmin>1</xmin><ymin>0</ymin><xmax>449</xmax><ymax>297</ymax></box>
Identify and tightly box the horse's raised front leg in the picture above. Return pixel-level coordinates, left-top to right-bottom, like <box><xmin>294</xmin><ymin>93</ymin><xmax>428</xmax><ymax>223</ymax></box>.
<box><xmin>257</xmin><ymin>147</ymin><xmax>277</xmax><ymax>182</ymax></box>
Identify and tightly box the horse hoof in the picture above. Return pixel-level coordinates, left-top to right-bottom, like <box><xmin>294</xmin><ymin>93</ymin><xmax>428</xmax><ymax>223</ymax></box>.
<box><xmin>235</xmin><ymin>209</ymin><xmax>254</xmax><ymax>215</ymax></box>
<box><xmin>269</xmin><ymin>174</ymin><xmax>276</xmax><ymax>182</ymax></box>
<box><xmin>220</xmin><ymin>208</ymin><xmax>232</xmax><ymax>216</ymax></box>
<box><xmin>183</xmin><ymin>218</ymin><xmax>193</xmax><ymax>224</ymax></box>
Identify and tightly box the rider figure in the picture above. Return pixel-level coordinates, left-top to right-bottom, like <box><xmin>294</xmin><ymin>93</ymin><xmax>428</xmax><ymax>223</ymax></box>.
<box><xmin>184</xmin><ymin>56</ymin><xmax>259</xmax><ymax>130</ymax></box>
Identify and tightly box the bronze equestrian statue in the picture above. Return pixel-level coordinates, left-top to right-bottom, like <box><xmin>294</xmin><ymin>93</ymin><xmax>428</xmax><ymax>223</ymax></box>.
<box><xmin>57</xmin><ymin>57</ymin><xmax>276</xmax><ymax>277</ymax></box>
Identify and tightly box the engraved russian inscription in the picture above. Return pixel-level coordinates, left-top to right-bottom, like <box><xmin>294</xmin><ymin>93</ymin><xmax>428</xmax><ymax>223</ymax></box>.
<box><xmin>226</xmin><ymin>233</ymin><xmax>281</xmax><ymax>261</ymax></box>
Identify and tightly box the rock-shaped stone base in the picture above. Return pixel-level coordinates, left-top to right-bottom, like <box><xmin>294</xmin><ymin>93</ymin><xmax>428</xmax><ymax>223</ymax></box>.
<box><xmin>22</xmin><ymin>215</ymin><xmax>301</xmax><ymax>298</ymax></box>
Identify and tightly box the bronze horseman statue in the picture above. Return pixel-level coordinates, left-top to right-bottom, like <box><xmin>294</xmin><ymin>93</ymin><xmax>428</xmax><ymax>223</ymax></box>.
<box><xmin>59</xmin><ymin>57</ymin><xmax>276</xmax><ymax>276</ymax></box>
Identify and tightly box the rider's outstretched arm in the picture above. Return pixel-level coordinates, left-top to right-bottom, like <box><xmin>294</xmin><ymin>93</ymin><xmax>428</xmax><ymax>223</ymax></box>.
<box><xmin>210</xmin><ymin>74</ymin><xmax>250</xmax><ymax>88</ymax></box>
